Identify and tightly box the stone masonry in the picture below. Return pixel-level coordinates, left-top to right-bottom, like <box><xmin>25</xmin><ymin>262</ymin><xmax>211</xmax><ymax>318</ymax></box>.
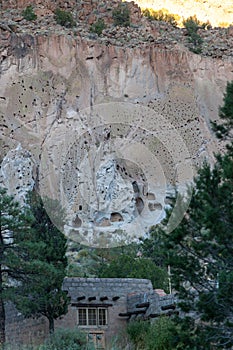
<box><xmin>57</xmin><ymin>277</ymin><xmax>153</xmax><ymax>348</ymax></box>
<box><xmin>5</xmin><ymin>302</ymin><xmax>48</xmax><ymax>345</ymax></box>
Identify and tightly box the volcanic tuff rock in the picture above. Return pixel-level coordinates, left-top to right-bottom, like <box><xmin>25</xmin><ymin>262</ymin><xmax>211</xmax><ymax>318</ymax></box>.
<box><xmin>0</xmin><ymin>0</ymin><xmax>233</xmax><ymax>248</ymax></box>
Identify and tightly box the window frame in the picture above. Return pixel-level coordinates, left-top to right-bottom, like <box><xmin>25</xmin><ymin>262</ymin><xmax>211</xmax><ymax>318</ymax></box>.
<box><xmin>77</xmin><ymin>307</ymin><xmax>108</xmax><ymax>328</ymax></box>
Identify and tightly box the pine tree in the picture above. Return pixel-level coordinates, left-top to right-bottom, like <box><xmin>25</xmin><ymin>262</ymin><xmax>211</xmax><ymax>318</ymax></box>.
<box><xmin>211</xmin><ymin>81</ymin><xmax>233</xmax><ymax>141</ymax></box>
<box><xmin>164</xmin><ymin>161</ymin><xmax>233</xmax><ymax>347</ymax></box>
<box><xmin>145</xmin><ymin>81</ymin><xmax>233</xmax><ymax>348</ymax></box>
<box><xmin>98</xmin><ymin>253</ymin><xmax>169</xmax><ymax>291</ymax></box>
<box><xmin>0</xmin><ymin>188</ymin><xmax>34</xmax><ymax>344</ymax></box>
<box><xmin>15</xmin><ymin>192</ymin><xmax>70</xmax><ymax>333</ymax></box>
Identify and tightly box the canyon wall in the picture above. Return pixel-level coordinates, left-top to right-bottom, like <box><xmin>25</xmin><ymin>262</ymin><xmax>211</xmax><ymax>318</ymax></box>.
<box><xmin>0</xmin><ymin>29</ymin><xmax>233</xmax><ymax>247</ymax></box>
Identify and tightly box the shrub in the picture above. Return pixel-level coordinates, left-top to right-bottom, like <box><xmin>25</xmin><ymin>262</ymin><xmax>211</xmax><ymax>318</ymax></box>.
<box><xmin>22</xmin><ymin>5</ymin><xmax>37</xmax><ymax>21</ymax></box>
<box><xmin>202</xmin><ymin>20</ymin><xmax>212</xmax><ymax>30</ymax></box>
<box><xmin>90</xmin><ymin>19</ymin><xmax>106</xmax><ymax>36</ymax></box>
<box><xmin>38</xmin><ymin>328</ymin><xmax>91</xmax><ymax>350</ymax></box>
<box><xmin>142</xmin><ymin>8</ymin><xmax>152</xmax><ymax>19</ymax></box>
<box><xmin>183</xmin><ymin>15</ymin><xmax>201</xmax><ymax>31</ymax></box>
<box><xmin>54</xmin><ymin>8</ymin><xmax>76</xmax><ymax>28</ymax></box>
<box><xmin>0</xmin><ymin>329</ymin><xmax>94</xmax><ymax>350</ymax></box>
<box><xmin>127</xmin><ymin>320</ymin><xmax>150</xmax><ymax>348</ymax></box>
<box><xmin>112</xmin><ymin>3</ymin><xmax>130</xmax><ymax>27</ymax></box>
<box><xmin>98</xmin><ymin>254</ymin><xmax>169</xmax><ymax>291</ymax></box>
<box><xmin>142</xmin><ymin>8</ymin><xmax>179</xmax><ymax>27</ymax></box>
<box><xmin>219</xmin><ymin>21</ymin><xmax>231</xmax><ymax>28</ymax></box>
<box><xmin>127</xmin><ymin>318</ymin><xmax>194</xmax><ymax>350</ymax></box>
<box><xmin>183</xmin><ymin>15</ymin><xmax>203</xmax><ymax>53</ymax></box>
<box><xmin>145</xmin><ymin>317</ymin><xmax>176</xmax><ymax>350</ymax></box>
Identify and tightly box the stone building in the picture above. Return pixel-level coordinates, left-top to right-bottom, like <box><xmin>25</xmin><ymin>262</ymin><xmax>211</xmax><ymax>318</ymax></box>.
<box><xmin>56</xmin><ymin>277</ymin><xmax>153</xmax><ymax>349</ymax></box>
<box><xmin>6</xmin><ymin>277</ymin><xmax>177</xmax><ymax>349</ymax></box>
<box><xmin>56</xmin><ymin>277</ymin><xmax>177</xmax><ymax>349</ymax></box>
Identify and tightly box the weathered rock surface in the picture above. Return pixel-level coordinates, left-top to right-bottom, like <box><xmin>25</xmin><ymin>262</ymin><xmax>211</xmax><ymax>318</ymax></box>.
<box><xmin>0</xmin><ymin>144</ymin><xmax>35</xmax><ymax>204</ymax></box>
<box><xmin>0</xmin><ymin>0</ymin><xmax>233</xmax><ymax>247</ymax></box>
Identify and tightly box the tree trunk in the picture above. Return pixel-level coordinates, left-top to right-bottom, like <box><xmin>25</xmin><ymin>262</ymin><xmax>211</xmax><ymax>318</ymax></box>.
<box><xmin>48</xmin><ymin>317</ymin><xmax>54</xmax><ymax>334</ymax></box>
<box><xmin>0</xmin><ymin>267</ymin><xmax>5</xmax><ymax>344</ymax></box>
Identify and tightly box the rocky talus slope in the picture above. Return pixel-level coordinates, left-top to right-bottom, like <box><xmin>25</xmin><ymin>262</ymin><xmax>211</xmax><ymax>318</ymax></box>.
<box><xmin>0</xmin><ymin>0</ymin><xmax>233</xmax><ymax>248</ymax></box>
<box><xmin>1</xmin><ymin>0</ymin><xmax>233</xmax><ymax>58</ymax></box>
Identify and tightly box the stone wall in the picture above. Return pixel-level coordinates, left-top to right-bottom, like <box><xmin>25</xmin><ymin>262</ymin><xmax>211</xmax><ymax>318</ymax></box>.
<box><xmin>57</xmin><ymin>277</ymin><xmax>154</xmax><ymax>346</ymax></box>
<box><xmin>127</xmin><ymin>290</ymin><xmax>177</xmax><ymax>321</ymax></box>
<box><xmin>5</xmin><ymin>302</ymin><xmax>48</xmax><ymax>345</ymax></box>
<box><xmin>62</xmin><ymin>277</ymin><xmax>153</xmax><ymax>299</ymax></box>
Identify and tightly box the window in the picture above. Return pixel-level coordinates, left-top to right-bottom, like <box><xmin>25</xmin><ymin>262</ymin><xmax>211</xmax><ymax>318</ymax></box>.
<box><xmin>88</xmin><ymin>308</ymin><xmax>97</xmax><ymax>326</ymax></box>
<box><xmin>98</xmin><ymin>308</ymin><xmax>107</xmax><ymax>326</ymax></box>
<box><xmin>78</xmin><ymin>308</ymin><xmax>87</xmax><ymax>326</ymax></box>
<box><xmin>77</xmin><ymin>308</ymin><xmax>108</xmax><ymax>327</ymax></box>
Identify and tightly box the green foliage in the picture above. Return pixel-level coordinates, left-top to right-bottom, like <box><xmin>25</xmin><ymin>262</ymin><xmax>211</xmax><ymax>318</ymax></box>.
<box><xmin>127</xmin><ymin>317</ymin><xmax>205</xmax><ymax>350</ymax></box>
<box><xmin>90</xmin><ymin>19</ymin><xmax>106</xmax><ymax>36</ymax></box>
<box><xmin>146</xmin><ymin>142</ymin><xmax>233</xmax><ymax>342</ymax></box>
<box><xmin>139</xmin><ymin>81</ymin><xmax>233</xmax><ymax>348</ymax></box>
<box><xmin>146</xmin><ymin>317</ymin><xmax>177</xmax><ymax>350</ymax></box>
<box><xmin>142</xmin><ymin>8</ymin><xmax>179</xmax><ymax>27</ymax></box>
<box><xmin>183</xmin><ymin>15</ymin><xmax>203</xmax><ymax>53</ymax></box>
<box><xmin>0</xmin><ymin>329</ymin><xmax>93</xmax><ymax>350</ymax></box>
<box><xmin>112</xmin><ymin>3</ymin><xmax>130</xmax><ymax>27</ymax></box>
<box><xmin>22</xmin><ymin>5</ymin><xmax>37</xmax><ymax>21</ymax></box>
<box><xmin>153</xmin><ymin>163</ymin><xmax>233</xmax><ymax>346</ymax></box>
<box><xmin>54</xmin><ymin>8</ymin><xmax>75</xmax><ymax>28</ymax></box>
<box><xmin>98</xmin><ymin>254</ymin><xmax>169</xmax><ymax>291</ymax></box>
<box><xmin>141</xmin><ymin>229</ymin><xmax>169</xmax><ymax>268</ymax></box>
<box><xmin>183</xmin><ymin>15</ymin><xmax>201</xmax><ymax>30</ymax></box>
<box><xmin>0</xmin><ymin>188</ymin><xmax>36</xmax><ymax>343</ymax></box>
<box><xmin>127</xmin><ymin>320</ymin><xmax>150</xmax><ymax>349</ymax></box>
<box><xmin>14</xmin><ymin>192</ymin><xmax>69</xmax><ymax>334</ymax></box>
<box><xmin>183</xmin><ymin>15</ymin><xmax>211</xmax><ymax>30</ymax></box>
<box><xmin>38</xmin><ymin>328</ymin><xmax>91</xmax><ymax>350</ymax></box>
<box><xmin>211</xmin><ymin>81</ymin><xmax>233</xmax><ymax>141</ymax></box>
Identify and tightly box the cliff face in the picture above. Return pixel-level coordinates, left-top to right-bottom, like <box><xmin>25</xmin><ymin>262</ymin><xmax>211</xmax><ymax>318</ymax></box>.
<box><xmin>0</xmin><ymin>24</ymin><xmax>233</xmax><ymax>247</ymax></box>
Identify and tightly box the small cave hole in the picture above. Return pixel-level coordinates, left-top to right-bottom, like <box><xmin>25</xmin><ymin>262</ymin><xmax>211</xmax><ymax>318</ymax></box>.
<box><xmin>147</xmin><ymin>193</ymin><xmax>156</xmax><ymax>200</ymax></box>
<box><xmin>73</xmin><ymin>215</ymin><xmax>82</xmax><ymax>228</ymax></box>
<box><xmin>148</xmin><ymin>202</ymin><xmax>162</xmax><ymax>211</ymax></box>
<box><xmin>136</xmin><ymin>197</ymin><xmax>144</xmax><ymax>215</ymax></box>
<box><xmin>132</xmin><ymin>181</ymin><xmax>139</xmax><ymax>194</ymax></box>
<box><xmin>110</xmin><ymin>213</ymin><xmax>123</xmax><ymax>222</ymax></box>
